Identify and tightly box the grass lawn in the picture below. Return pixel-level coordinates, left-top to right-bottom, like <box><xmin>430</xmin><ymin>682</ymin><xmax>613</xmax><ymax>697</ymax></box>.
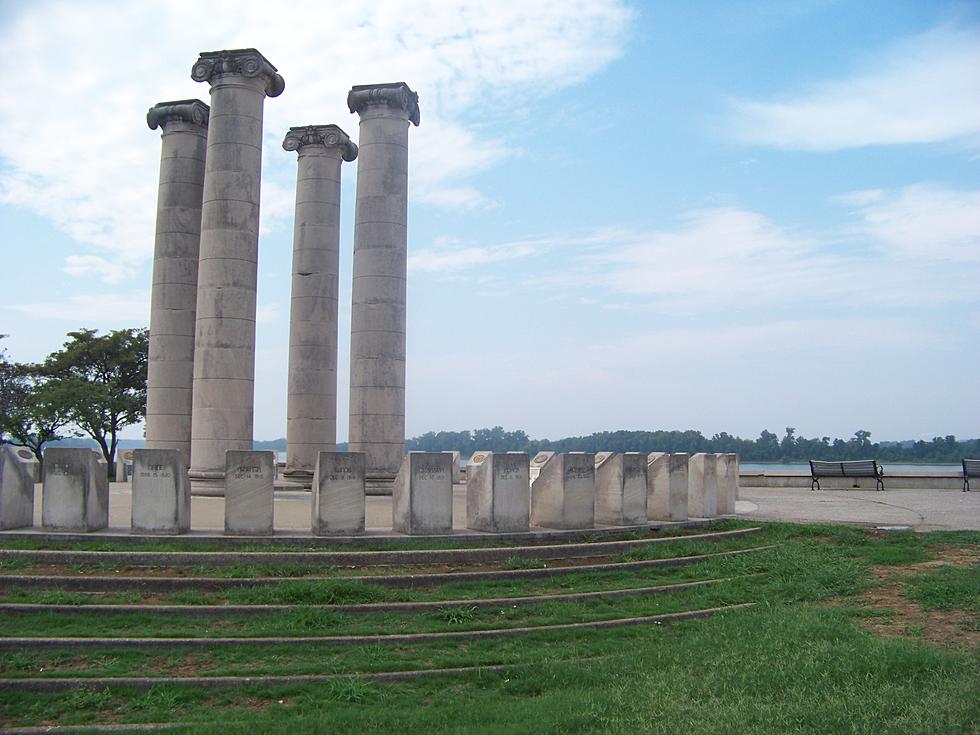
<box><xmin>0</xmin><ymin>521</ymin><xmax>977</xmax><ymax>733</ymax></box>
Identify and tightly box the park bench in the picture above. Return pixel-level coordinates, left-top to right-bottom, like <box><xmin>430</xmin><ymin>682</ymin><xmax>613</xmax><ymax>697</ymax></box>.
<box><xmin>962</xmin><ymin>459</ymin><xmax>980</xmax><ymax>492</ymax></box>
<box><xmin>809</xmin><ymin>459</ymin><xmax>884</xmax><ymax>492</ymax></box>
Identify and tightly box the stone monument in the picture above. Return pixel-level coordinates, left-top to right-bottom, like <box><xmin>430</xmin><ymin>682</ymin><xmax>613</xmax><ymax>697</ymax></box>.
<box><xmin>716</xmin><ymin>453</ymin><xmax>738</xmax><ymax>515</ymax></box>
<box><xmin>688</xmin><ymin>452</ymin><xmax>718</xmax><ymax>518</ymax></box>
<box><xmin>346</xmin><ymin>82</ymin><xmax>420</xmax><ymax>494</ymax></box>
<box><xmin>144</xmin><ymin>99</ymin><xmax>210</xmax><ymax>467</ymax></box>
<box><xmin>0</xmin><ymin>445</ymin><xmax>35</xmax><ymax>529</ymax></box>
<box><xmin>41</xmin><ymin>448</ymin><xmax>109</xmax><ymax>531</ymax></box>
<box><xmin>187</xmin><ymin>49</ymin><xmax>284</xmax><ymax>494</ymax></box>
<box><xmin>224</xmin><ymin>450</ymin><xmax>276</xmax><ymax>535</ymax></box>
<box><xmin>594</xmin><ymin>452</ymin><xmax>648</xmax><ymax>526</ymax></box>
<box><xmin>466</xmin><ymin>452</ymin><xmax>530</xmax><ymax>532</ymax></box>
<box><xmin>312</xmin><ymin>451</ymin><xmax>365</xmax><ymax>535</ymax></box>
<box><xmin>647</xmin><ymin>452</ymin><xmax>687</xmax><ymax>521</ymax></box>
<box><xmin>281</xmin><ymin>125</ymin><xmax>358</xmax><ymax>486</ymax></box>
<box><xmin>392</xmin><ymin>452</ymin><xmax>451</xmax><ymax>534</ymax></box>
<box><xmin>530</xmin><ymin>452</ymin><xmax>595</xmax><ymax>530</ymax></box>
<box><xmin>667</xmin><ymin>453</ymin><xmax>690</xmax><ymax>522</ymax></box>
<box><xmin>131</xmin><ymin>448</ymin><xmax>190</xmax><ymax>534</ymax></box>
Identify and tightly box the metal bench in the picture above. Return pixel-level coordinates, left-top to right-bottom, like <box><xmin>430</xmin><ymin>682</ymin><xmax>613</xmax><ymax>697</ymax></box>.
<box><xmin>809</xmin><ymin>459</ymin><xmax>884</xmax><ymax>491</ymax></box>
<box><xmin>962</xmin><ymin>459</ymin><xmax>980</xmax><ymax>492</ymax></box>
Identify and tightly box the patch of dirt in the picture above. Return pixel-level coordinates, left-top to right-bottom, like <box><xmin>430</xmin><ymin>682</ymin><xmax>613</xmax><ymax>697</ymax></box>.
<box><xmin>837</xmin><ymin>546</ymin><xmax>979</xmax><ymax>649</ymax></box>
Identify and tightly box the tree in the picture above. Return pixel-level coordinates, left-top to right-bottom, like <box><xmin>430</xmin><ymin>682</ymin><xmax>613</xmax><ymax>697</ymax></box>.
<box><xmin>44</xmin><ymin>328</ymin><xmax>148</xmax><ymax>469</ymax></box>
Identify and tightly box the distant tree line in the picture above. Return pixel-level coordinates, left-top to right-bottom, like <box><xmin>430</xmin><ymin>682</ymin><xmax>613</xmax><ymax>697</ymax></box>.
<box><xmin>406</xmin><ymin>426</ymin><xmax>979</xmax><ymax>463</ymax></box>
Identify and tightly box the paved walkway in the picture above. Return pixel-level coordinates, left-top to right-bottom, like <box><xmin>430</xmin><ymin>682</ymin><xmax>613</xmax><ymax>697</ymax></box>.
<box><xmin>24</xmin><ymin>483</ymin><xmax>980</xmax><ymax>534</ymax></box>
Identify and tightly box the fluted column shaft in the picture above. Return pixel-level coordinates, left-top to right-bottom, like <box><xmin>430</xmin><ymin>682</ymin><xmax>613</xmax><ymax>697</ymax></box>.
<box><xmin>145</xmin><ymin>100</ymin><xmax>209</xmax><ymax>466</ymax></box>
<box><xmin>347</xmin><ymin>83</ymin><xmax>420</xmax><ymax>494</ymax></box>
<box><xmin>282</xmin><ymin>126</ymin><xmax>358</xmax><ymax>484</ymax></box>
<box><xmin>187</xmin><ymin>48</ymin><xmax>284</xmax><ymax>492</ymax></box>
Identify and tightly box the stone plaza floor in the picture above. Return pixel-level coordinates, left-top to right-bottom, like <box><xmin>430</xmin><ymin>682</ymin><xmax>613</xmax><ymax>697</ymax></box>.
<box><xmin>20</xmin><ymin>482</ymin><xmax>980</xmax><ymax>534</ymax></box>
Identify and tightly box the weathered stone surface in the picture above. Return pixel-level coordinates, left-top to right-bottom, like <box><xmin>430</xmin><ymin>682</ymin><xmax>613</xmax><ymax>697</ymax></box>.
<box><xmin>595</xmin><ymin>452</ymin><xmax>647</xmax><ymax>526</ymax></box>
<box><xmin>529</xmin><ymin>451</ymin><xmax>553</xmax><ymax>485</ymax></box>
<box><xmin>688</xmin><ymin>453</ymin><xmax>718</xmax><ymax>518</ymax></box>
<box><xmin>283</xmin><ymin>125</ymin><xmax>356</xmax><ymax>486</ymax></box>
<box><xmin>41</xmin><ymin>448</ymin><xmax>109</xmax><ymax>531</ymax></box>
<box><xmin>466</xmin><ymin>452</ymin><xmax>530</xmax><ymax>533</ymax></box>
<box><xmin>716</xmin><ymin>453</ymin><xmax>738</xmax><ymax>515</ymax></box>
<box><xmin>667</xmin><ymin>453</ymin><xmax>690</xmax><ymax>522</ymax></box>
<box><xmin>646</xmin><ymin>452</ymin><xmax>686</xmax><ymax>521</ymax></box>
<box><xmin>189</xmin><ymin>49</ymin><xmax>282</xmax><ymax>494</ymax></box>
<box><xmin>530</xmin><ymin>452</ymin><xmax>595</xmax><ymax>530</ymax></box>
<box><xmin>145</xmin><ymin>99</ymin><xmax>209</xmax><ymax>466</ymax></box>
<box><xmin>392</xmin><ymin>452</ymin><xmax>451</xmax><ymax>534</ymax></box>
<box><xmin>312</xmin><ymin>452</ymin><xmax>365</xmax><ymax>535</ymax></box>
<box><xmin>224</xmin><ymin>450</ymin><xmax>275</xmax><ymax>535</ymax></box>
<box><xmin>131</xmin><ymin>449</ymin><xmax>190</xmax><ymax>534</ymax></box>
<box><xmin>347</xmin><ymin>82</ymin><xmax>419</xmax><ymax>493</ymax></box>
<box><xmin>0</xmin><ymin>445</ymin><xmax>35</xmax><ymax>529</ymax></box>
<box><xmin>114</xmin><ymin>451</ymin><xmax>129</xmax><ymax>483</ymax></box>
<box><xmin>445</xmin><ymin>451</ymin><xmax>461</xmax><ymax>484</ymax></box>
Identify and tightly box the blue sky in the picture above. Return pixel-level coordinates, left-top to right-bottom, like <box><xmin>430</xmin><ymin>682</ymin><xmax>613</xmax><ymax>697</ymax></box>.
<box><xmin>0</xmin><ymin>0</ymin><xmax>978</xmax><ymax>443</ymax></box>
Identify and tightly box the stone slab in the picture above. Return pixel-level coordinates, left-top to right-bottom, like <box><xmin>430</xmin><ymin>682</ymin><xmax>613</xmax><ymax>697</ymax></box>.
<box><xmin>667</xmin><ymin>453</ymin><xmax>690</xmax><ymax>522</ymax></box>
<box><xmin>224</xmin><ymin>451</ymin><xmax>275</xmax><ymax>535</ymax></box>
<box><xmin>444</xmin><ymin>451</ymin><xmax>461</xmax><ymax>484</ymax></box>
<box><xmin>689</xmin><ymin>453</ymin><xmax>718</xmax><ymax>518</ymax></box>
<box><xmin>0</xmin><ymin>445</ymin><xmax>35</xmax><ymax>529</ymax></box>
<box><xmin>466</xmin><ymin>452</ymin><xmax>530</xmax><ymax>533</ymax></box>
<box><xmin>392</xmin><ymin>452</ymin><xmax>452</xmax><ymax>534</ymax></box>
<box><xmin>530</xmin><ymin>452</ymin><xmax>595</xmax><ymax>530</ymax></box>
<box><xmin>595</xmin><ymin>452</ymin><xmax>648</xmax><ymax>526</ymax></box>
<box><xmin>312</xmin><ymin>452</ymin><xmax>365</xmax><ymax>535</ymax></box>
<box><xmin>41</xmin><ymin>448</ymin><xmax>109</xmax><ymax>531</ymax></box>
<box><xmin>716</xmin><ymin>453</ymin><xmax>738</xmax><ymax>515</ymax></box>
<box><xmin>131</xmin><ymin>449</ymin><xmax>190</xmax><ymax>534</ymax></box>
<box><xmin>529</xmin><ymin>451</ymin><xmax>553</xmax><ymax>485</ymax></box>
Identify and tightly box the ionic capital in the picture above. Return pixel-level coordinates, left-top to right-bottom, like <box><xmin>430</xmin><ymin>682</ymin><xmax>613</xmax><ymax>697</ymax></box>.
<box><xmin>191</xmin><ymin>48</ymin><xmax>285</xmax><ymax>98</ymax></box>
<box><xmin>146</xmin><ymin>99</ymin><xmax>210</xmax><ymax>131</ymax></box>
<box><xmin>347</xmin><ymin>82</ymin><xmax>420</xmax><ymax>126</ymax></box>
<box><xmin>282</xmin><ymin>125</ymin><xmax>358</xmax><ymax>161</ymax></box>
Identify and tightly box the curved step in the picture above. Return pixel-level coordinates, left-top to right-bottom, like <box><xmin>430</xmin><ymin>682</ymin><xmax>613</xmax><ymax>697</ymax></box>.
<box><xmin>0</xmin><ymin>527</ymin><xmax>761</xmax><ymax>568</ymax></box>
<box><xmin>0</xmin><ymin>603</ymin><xmax>756</xmax><ymax>651</ymax></box>
<box><xmin>0</xmin><ymin>546</ymin><xmax>775</xmax><ymax>592</ymax></box>
<box><xmin>0</xmin><ymin>576</ymin><xmax>745</xmax><ymax>615</ymax></box>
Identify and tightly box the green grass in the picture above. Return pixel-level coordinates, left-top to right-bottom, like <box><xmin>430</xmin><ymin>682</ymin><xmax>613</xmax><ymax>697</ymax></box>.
<box><xmin>0</xmin><ymin>522</ymin><xmax>976</xmax><ymax>733</ymax></box>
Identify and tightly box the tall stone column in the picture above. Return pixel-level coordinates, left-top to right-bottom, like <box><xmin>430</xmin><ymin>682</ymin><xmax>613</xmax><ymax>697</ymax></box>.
<box><xmin>144</xmin><ymin>100</ymin><xmax>209</xmax><ymax>467</ymax></box>
<box><xmin>281</xmin><ymin>125</ymin><xmax>358</xmax><ymax>486</ymax></box>
<box><xmin>347</xmin><ymin>83</ymin><xmax>419</xmax><ymax>495</ymax></box>
<box><xmin>187</xmin><ymin>48</ymin><xmax>284</xmax><ymax>493</ymax></box>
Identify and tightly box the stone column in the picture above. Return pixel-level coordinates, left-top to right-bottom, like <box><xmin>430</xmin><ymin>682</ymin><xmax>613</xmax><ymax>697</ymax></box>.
<box><xmin>346</xmin><ymin>83</ymin><xmax>420</xmax><ymax>495</ymax></box>
<box><xmin>144</xmin><ymin>100</ymin><xmax>209</xmax><ymax>467</ymax></box>
<box><xmin>281</xmin><ymin>125</ymin><xmax>358</xmax><ymax>486</ymax></box>
<box><xmin>187</xmin><ymin>49</ymin><xmax>284</xmax><ymax>494</ymax></box>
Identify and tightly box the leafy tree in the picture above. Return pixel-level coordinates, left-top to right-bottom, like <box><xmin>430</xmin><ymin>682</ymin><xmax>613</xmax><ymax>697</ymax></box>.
<box><xmin>44</xmin><ymin>328</ymin><xmax>148</xmax><ymax>469</ymax></box>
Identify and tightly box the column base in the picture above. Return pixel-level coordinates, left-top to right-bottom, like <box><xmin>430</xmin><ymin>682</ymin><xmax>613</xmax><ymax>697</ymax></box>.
<box><xmin>189</xmin><ymin>469</ymin><xmax>225</xmax><ymax>497</ymax></box>
<box><xmin>282</xmin><ymin>467</ymin><xmax>314</xmax><ymax>489</ymax></box>
<box><xmin>365</xmin><ymin>474</ymin><xmax>396</xmax><ymax>496</ymax></box>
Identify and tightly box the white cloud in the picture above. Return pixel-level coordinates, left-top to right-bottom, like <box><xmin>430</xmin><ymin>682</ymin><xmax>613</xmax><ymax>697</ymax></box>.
<box><xmin>3</xmin><ymin>291</ymin><xmax>150</xmax><ymax>325</ymax></box>
<box><xmin>63</xmin><ymin>255</ymin><xmax>135</xmax><ymax>285</ymax></box>
<box><xmin>728</xmin><ymin>25</ymin><xmax>980</xmax><ymax>150</ymax></box>
<box><xmin>840</xmin><ymin>184</ymin><xmax>980</xmax><ymax>262</ymax></box>
<box><xmin>0</xmin><ymin>0</ymin><xmax>633</xmax><ymax>270</ymax></box>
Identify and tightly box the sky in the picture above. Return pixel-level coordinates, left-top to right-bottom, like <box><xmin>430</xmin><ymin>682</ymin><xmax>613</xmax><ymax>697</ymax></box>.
<box><xmin>0</xmin><ymin>0</ymin><xmax>978</xmax><ymax>444</ymax></box>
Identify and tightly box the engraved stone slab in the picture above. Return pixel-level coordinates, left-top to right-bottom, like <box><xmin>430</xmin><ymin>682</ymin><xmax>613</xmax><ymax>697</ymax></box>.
<box><xmin>131</xmin><ymin>449</ymin><xmax>190</xmax><ymax>534</ymax></box>
<box><xmin>392</xmin><ymin>452</ymin><xmax>452</xmax><ymax>534</ymax></box>
<box><xmin>15</xmin><ymin>448</ymin><xmax>40</xmax><ymax>483</ymax></box>
<box><xmin>224</xmin><ymin>451</ymin><xmax>275</xmax><ymax>535</ymax></box>
<box><xmin>530</xmin><ymin>452</ymin><xmax>595</xmax><ymax>530</ymax></box>
<box><xmin>667</xmin><ymin>453</ymin><xmax>690</xmax><ymax>522</ymax></box>
<box><xmin>1</xmin><ymin>445</ymin><xmax>35</xmax><ymax>529</ymax></box>
<box><xmin>716</xmin><ymin>453</ymin><xmax>738</xmax><ymax>515</ymax></box>
<box><xmin>41</xmin><ymin>448</ymin><xmax>109</xmax><ymax>531</ymax></box>
<box><xmin>465</xmin><ymin>451</ymin><xmax>490</xmax><ymax>482</ymax></box>
<box><xmin>312</xmin><ymin>452</ymin><xmax>365</xmax><ymax>535</ymax></box>
<box><xmin>595</xmin><ymin>452</ymin><xmax>647</xmax><ymax>526</ymax></box>
<box><xmin>114</xmin><ymin>449</ymin><xmax>133</xmax><ymax>483</ymax></box>
<box><xmin>529</xmin><ymin>451</ymin><xmax>554</xmax><ymax>485</ymax></box>
<box><xmin>688</xmin><ymin>453</ymin><xmax>718</xmax><ymax>518</ymax></box>
<box><xmin>466</xmin><ymin>452</ymin><xmax>530</xmax><ymax>533</ymax></box>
